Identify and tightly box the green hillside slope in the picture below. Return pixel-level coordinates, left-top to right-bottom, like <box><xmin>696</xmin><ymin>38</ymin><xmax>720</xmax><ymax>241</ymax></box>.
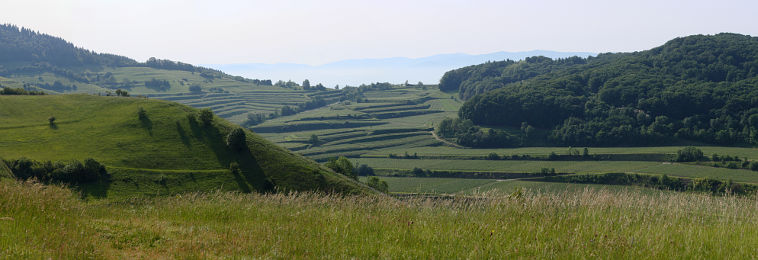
<box><xmin>0</xmin><ymin>159</ymin><xmax>11</xmax><ymax>178</ymax></box>
<box><xmin>0</xmin><ymin>94</ymin><xmax>373</xmax><ymax>198</ymax></box>
<box><xmin>0</xmin><ymin>24</ymin><xmax>338</xmax><ymax>126</ymax></box>
<box><xmin>439</xmin><ymin>33</ymin><xmax>758</xmax><ymax>147</ymax></box>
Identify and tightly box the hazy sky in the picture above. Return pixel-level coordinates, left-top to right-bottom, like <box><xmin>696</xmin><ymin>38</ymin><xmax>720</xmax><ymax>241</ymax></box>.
<box><xmin>2</xmin><ymin>0</ymin><xmax>757</xmax><ymax>65</ymax></box>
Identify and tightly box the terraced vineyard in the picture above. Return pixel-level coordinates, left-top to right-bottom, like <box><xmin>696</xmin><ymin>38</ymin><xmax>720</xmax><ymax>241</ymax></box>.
<box><xmin>253</xmin><ymin>85</ymin><xmax>461</xmax><ymax>161</ymax></box>
<box><xmin>244</xmin><ymin>84</ymin><xmax>758</xmax><ymax>195</ymax></box>
<box><xmin>146</xmin><ymin>88</ymin><xmax>313</xmax><ymax>123</ymax></box>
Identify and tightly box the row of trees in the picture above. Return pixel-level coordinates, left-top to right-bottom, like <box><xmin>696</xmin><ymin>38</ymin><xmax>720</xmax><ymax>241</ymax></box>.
<box><xmin>0</xmin><ymin>87</ymin><xmax>45</xmax><ymax>95</ymax></box>
<box><xmin>444</xmin><ymin>33</ymin><xmax>758</xmax><ymax>147</ymax></box>
<box><xmin>4</xmin><ymin>158</ymin><xmax>108</xmax><ymax>184</ymax></box>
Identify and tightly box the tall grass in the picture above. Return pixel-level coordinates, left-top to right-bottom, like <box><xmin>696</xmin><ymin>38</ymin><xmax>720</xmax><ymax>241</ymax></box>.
<box><xmin>2</xmin><ymin>180</ymin><xmax>757</xmax><ymax>258</ymax></box>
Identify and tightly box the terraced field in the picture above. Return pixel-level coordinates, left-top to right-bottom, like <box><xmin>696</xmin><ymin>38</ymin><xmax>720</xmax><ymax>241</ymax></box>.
<box><xmin>241</xmin><ymin>84</ymin><xmax>758</xmax><ymax>195</ymax></box>
<box><xmin>254</xmin><ymin>85</ymin><xmax>461</xmax><ymax>161</ymax></box>
<box><xmin>146</xmin><ymin>88</ymin><xmax>312</xmax><ymax>123</ymax></box>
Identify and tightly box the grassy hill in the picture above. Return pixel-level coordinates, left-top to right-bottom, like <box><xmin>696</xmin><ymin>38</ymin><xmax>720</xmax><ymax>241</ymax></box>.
<box><xmin>0</xmin><ymin>24</ymin><xmax>341</xmax><ymax>126</ymax></box>
<box><xmin>0</xmin><ymin>94</ymin><xmax>373</xmax><ymax>198</ymax></box>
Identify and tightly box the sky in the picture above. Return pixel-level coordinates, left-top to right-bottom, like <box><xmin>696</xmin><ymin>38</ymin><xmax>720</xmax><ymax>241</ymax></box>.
<box><xmin>2</xmin><ymin>0</ymin><xmax>758</xmax><ymax>65</ymax></box>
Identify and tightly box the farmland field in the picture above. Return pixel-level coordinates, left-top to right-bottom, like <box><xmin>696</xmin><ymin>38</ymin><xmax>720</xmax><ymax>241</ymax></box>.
<box><xmin>359</xmin><ymin>176</ymin><xmax>654</xmax><ymax>195</ymax></box>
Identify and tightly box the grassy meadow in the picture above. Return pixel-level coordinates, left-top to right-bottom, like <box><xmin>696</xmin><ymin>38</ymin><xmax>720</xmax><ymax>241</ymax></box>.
<box><xmin>2</xmin><ymin>180</ymin><xmax>757</xmax><ymax>258</ymax></box>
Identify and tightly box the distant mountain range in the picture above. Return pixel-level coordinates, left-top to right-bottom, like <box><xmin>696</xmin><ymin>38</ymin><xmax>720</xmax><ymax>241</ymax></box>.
<box><xmin>205</xmin><ymin>50</ymin><xmax>595</xmax><ymax>87</ymax></box>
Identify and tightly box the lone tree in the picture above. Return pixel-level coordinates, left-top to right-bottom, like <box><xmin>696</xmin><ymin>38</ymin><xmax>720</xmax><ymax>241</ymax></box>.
<box><xmin>199</xmin><ymin>108</ymin><xmax>214</xmax><ymax>126</ymax></box>
<box><xmin>226</xmin><ymin>128</ymin><xmax>247</xmax><ymax>152</ymax></box>
<box><xmin>48</xmin><ymin>116</ymin><xmax>56</xmax><ymax>125</ymax></box>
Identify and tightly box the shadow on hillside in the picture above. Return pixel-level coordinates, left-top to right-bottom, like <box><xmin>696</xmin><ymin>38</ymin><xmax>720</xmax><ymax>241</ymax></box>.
<box><xmin>78</xmin><ymin>178</ymin><xmax>111</xmax><ymax>199</ymax></box>
<box><xmin>140</xmin><ymin>115</ymin><xmax>153</xmax><ymax>136</ymax></box>
<box><xmin>49</xmin><ymin>122</ymin><xmax>58</xmax><ymax>130</ymax></box>
<box><xmin>187</xmin><ymin>116</ymin><xmax>271</xmax><ymax>192</ymax></box>
<box><xmin>176</xmin><ymin>122</ymin><xmax>191</xmax><ymax>148</ymax></box>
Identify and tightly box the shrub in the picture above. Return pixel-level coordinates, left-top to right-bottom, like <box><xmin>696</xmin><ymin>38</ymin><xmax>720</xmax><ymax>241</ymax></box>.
<box><xmin>229</xmin><ymin>162</ymin><xmax>241</xmax><ymax>174</ymax></box>
<box><xmin>486</xmin><ymin>153</ymin><xmax>500</xmax><ymax>160</ymax></box>
<box><xmin>751</xmin><ymin>162</ymin><xmax>758</xmax><ymax>171</ymax></box>
<box><xmin>355</xmin><ymin>164</ymin><xmax>374</xmax><ymax>176</ymax></box>
<box><xmin>726</xmin><ymin>162</ymin><xmax>739</xmax><ymax>169</ymax></box>
<box><xmin>48</xmin><ymin>116</ymin><xmax>56</xmax><ymax>125</ymax></box>
<box><xmin>366</xmin><ymin>176</ymin><xmax>389</xmax><ymax>193</ymax></box>
<box><xmin>6</xmin><ymin>158</ymin><xmax>108</xmax><ymax>183</ymax></box>
<box><xmin>199</xmin><ymin>108</ymin><xmax>214</xmax><ymax>126</ymax></box>
<box><xmin>325</xmin><ymin>157</ymin><xmax>356</xmax><ymax>179</ymax></box>
<box><xmin>411</xmin><ymin>167</ymin><xmax>424</xmax><ymax>176</ymax></box>
<box><xmin>226</xmin><ymin>128</ymin><xmax>247</xmax><ymax>152</ymax></box>
<box><xmin>189</xmin><ymin>84</ymin><xmax>202</xmax><ymax>92</ymax></box>
<box><xmin>676</xmin><ymin>146</ymin><xmax>704</xmax><ymax>162</ymax></box>
<box><xmin>82</xmin><ymin>158</ymin><xmax>107</xmax><ymax>182</ymax></box>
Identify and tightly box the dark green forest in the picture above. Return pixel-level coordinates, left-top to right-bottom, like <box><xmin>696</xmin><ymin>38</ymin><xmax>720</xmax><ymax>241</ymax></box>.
<box><xmin>439</xmin><ymin>33</ymin><xmax>758</xmax><ymax>147</ymax></box>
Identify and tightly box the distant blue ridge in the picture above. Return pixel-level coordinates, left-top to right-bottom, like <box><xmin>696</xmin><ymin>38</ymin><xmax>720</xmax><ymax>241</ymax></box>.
<box><xmin>204</xmin><ymin>50</ymin><xmax>595</xmax><ymax>87</ymax></box>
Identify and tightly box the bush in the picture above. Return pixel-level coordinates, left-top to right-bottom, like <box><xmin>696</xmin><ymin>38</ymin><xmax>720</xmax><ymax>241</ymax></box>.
<box><xmin>366</xmin><ymin>176</ymin><xmax>389</xmax><ymax>193</ymax></box>
<box><xmin>486</xmin><ymin>153</ymin><xmax>500</xmax><ymax>160</ymax></box>
<box><xmin>48</xmin><ymin>116</ymin><xmax>56</xmax><ymax>125</ymax></box>
<box><xmin>189</xmin><ymin>84</ymin><xmax>202</xmax><ymax>92</ymax></box>
<box><xmin>199</xmin><ymin>108</ymin><xmax>214</xmax><ymax>126</ymax></box>
<box><xmin>229</xmin><ymin>162</ymin><xmax>240</xmax><ymax>174</ymax></box>
<box><xmin>355</xmin><ymin>164</ymin><xmax>374</xmax><ymax>176</ymax></box>
<box><xmin>226</xmin><ymin>128</ymin><xmax>247</xmax><ymax>152</ymax></box>
<box><xmin>325</xmin><ymin>157</ymin><xmax>356</xmax><ymax>179</ymax></box>
<box><xmin>5</xmin><ymin>158</ymin><xmax>108</xmax><ymax>183</ymax></box>
<box><xmin>726</xmin><ymin>162</ymin><xmax>739</xmax><ymax>169</ymax></box>
<box><xmin>676</xmin><ymin>146</ymin><xmax>704</xmax><ymax>162</ymax></box>
<box><xmin>751</xmin><ymin>162</ymin><xmax>758</xmax><ymax>171</ymax></box>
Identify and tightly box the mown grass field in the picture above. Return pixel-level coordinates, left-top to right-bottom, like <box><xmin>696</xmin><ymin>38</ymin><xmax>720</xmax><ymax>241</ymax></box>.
<box><xmin>361</xmin><ymin>176</ymin><xmax>662</xmax><ymax>195</ymax></box>
<box><xmin>2</xmin><ymin>180</ymin><xmax>756</xmax><ymax>258</ymax></box>
<box><xmin>367</xmin><ymin>146</ymin><xmax>758</xmax><ymax>160</ymax></box>
<box><xmin>353</xmin><ymin>158</ymin><xmax>758</xmax><ymax>184</ymax></box>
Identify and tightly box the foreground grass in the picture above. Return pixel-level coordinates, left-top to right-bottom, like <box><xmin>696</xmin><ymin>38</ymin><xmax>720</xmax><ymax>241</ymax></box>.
<box><xmin>2</xmin><ymin>180</ymin><xmax>757</xmax><ymax>258</ymax></box>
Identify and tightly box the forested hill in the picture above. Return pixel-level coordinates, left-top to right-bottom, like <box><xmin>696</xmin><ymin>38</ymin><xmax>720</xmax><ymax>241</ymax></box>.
<box><xmin>438</xmin><ymin>33</ymin><xmax>758</xmax><ymax>147</ymax></box>
<box><xmin>0</xmin><ymin>24</ymin><xmax>258</xmax><ymax>87</ymax></box>
<box><xmin>0</xmin><ymin>24</ymin><xmax>226</xmax><ymax>75</ymax></box>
